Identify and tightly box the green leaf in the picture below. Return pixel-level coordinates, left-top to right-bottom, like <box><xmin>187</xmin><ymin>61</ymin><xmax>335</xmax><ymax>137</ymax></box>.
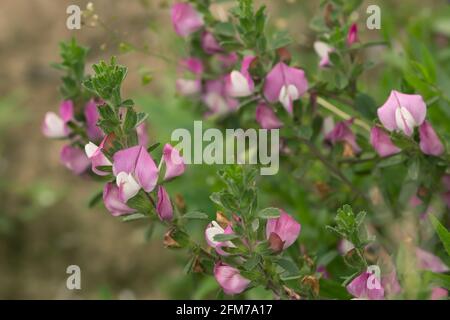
<box><xmin>123</xmin><ymin>109</ymin><xmax>137</xmax><ymax>132</ymax></box>
<box><xmin>429</xmin><ymin>215</ymin><xmax>450</xmax><ymax>256</ymax></box>
<box><xmin>183</xmin><ymin>211</ymin><xmax>209</xmax><ymax>220</ymax></box>
<box><xmin>213</xmin><ymin>234</ymin><xmax>239</xmax><ymax>242</ymax></box>
<box><xmin>243</xmin><ymin>255</ymin><xmax>260</xmax><ymax>271</ymax></box>
<box><xmin>423</xmin><ymin>271</ymin><xmax>450</xmax><ymax>290</ymax></box>
<box><xmin>88</xmin><ymin>190</ymin><xmax>103</xmax><ymax>208</ymax></box>
<box><xmin>354</xmin><ymin>93</ymin><xmax>377</xmax><ymax>120</ymax></box>
<box><xmin>147</xmin><ymin>142</ymin><xmax>160</xmax><ymax>153</ymax></box>
<box><xmin>121</xmin><ymin>99</ymin><xmax>134</xmax><ymax>107</ymax></box>
<box><xmin>276</xmin><ymin>257</ymin><xmax>300</xmax><ymax>279</ymax></box>
<box><xmin>121</xmin><ymin>213</ymin><xmax>147</xmax><ymax>222</ymax></box>
<box><xmin>95</xmin><ymin>165</ymin><xmax>112</xmax><ymax>173</ymax></box>
<box><xmin>270</xmin><ymin>30</ymin><xmax>292</xmax><ymax>50</ymax></box>
<box><xmin>258</xmin><ymin>207</ymin><xmax>281</xmax><ymax>219</ymax></box>
<box><xmin>319</xmin><ymin>279</ymin><xmax>352</xmax><ymax>299</ymax></box>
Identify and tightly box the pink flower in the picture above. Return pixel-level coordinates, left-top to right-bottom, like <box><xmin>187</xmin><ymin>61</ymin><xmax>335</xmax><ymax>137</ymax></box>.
<box><xmin>84</xmin><ymin>99</ymin><xmax>104</xmax><ymax>142</ymax></box>
<box><xmin>162</xmin><ymin>144</ymin><xmax>186</xmax><ymax>181</ymax></box>
<box><xmin>381</xmin><ymin>270</ymin><xmax>402</xmax><ymax>296</ymax></box>
<box><xmin>176</xmin><ymin>58</ymin><xmax>203</xmax><ymax>96</ymax></box>
<box><xmin>370</xmin><ymin>127</ymin><xmax>401</xmax><ymax>157</ymax></box>
<box><xmin>347</xmin><ymin>23</ymin><xmax>359</xmax><ymax>46</ymax></box>
<box><xmin>217</xmin><ymin>52</ymin><xmax>238</xmax><ymax>69</ymax></box>
<box><xmin>346</xmin><ymin>271</ymin><xmax>385</xmax><ymax>300</ymax></box>
<box><xmin>314</xmin><ymin>41</ymin><xmax>333</xmax><ymax>68</ymax></box>
<box><xmin>325</xmin><ymin>119</ymin><xmax>361</xmax><ymax>154</ymax></box>
<box><xmin>214</xmin><ymin>262</ymin><xmax>250</xmax><ymax>295</ymax></box>
<box><xmin>255</xmin><ymin>103</ymin><xmax>283</xmax><ymax>129</ymax></box>
<box><xmin>60</xmin><ymin>145</ymin><xmax>90</xmax><ymax>175</ymax></box>
<box><xmin>103</xmin><ymin>182</ymin><xmax>136</xmax><ymax>216</ymax></box>
<box><xmin>419</xmin><ymin>121</ymin><xmax>444</xmax><ymax>156</ymax></box>
<box><xmin>263</xmin><ymin>62</ymin><xmax>308</xmax><ymax>114</ymax></box>
<box><xmin>156</xmin><ymin>186</ymin><xmax>173</xmax><ymax>221</ymax></box>
<box><xmin>203</xmin><ymin>77</ymin><xmax>239</xmax><ymax>116</ymax></box>
<box><xmin>84</xmin><ymin>136</ymin><xmax>112</xmax><ymax>176</ymax></box>
<box><xmin>265</xmin><ymin>210</ymin><xmax>301</xmax><ymax>250</ymax></box>
<box><xmin>42</xmin><ymin>100</ymin><xmax>74</xmax><ymax>138</ymax></box>
<box><xmin>201</xmin><ymin>31</ymin><xmax>222</xmax><ymax>54</ymax></box>
<box><xmin>205</xmin><ymin>221</ymin><xmax>235</xmax><ymax>255</ymax></box>
<box><xmin>112</xmin><ymin>146</ymin><xmax>159</xmax><ymax>202</ymax></box>
<box><xmin>409</xmin><ymin>194</ymin><xmax>423</xmax><ymax>208</ymax></box>
<box><xmin>431</xmin><ymin>287</ymin><xmax>448</xmax><ymax>300</ymax></box>
<box><xmin>377</xmin><ymin>90</ymin><xmax>427</xmax><ymax>136</ymax></box>
<box><xmin>171</xmin><ymin>2</ymin><xmax>204</xmax><ymax>37</ymax></box>
<box><xmin>415</xmin><ymin>248</ymin><xmax>449</xmax><ymax>273</ymax></box>
<box><xmin>226</xmin><ymin>56</ymin><xmax>255</xmax><ymax>97</ymax></box>
<box><xmin>136</xmin><ymin>122</ymin><xmax>149</xmax><ymax>147</ymax></box>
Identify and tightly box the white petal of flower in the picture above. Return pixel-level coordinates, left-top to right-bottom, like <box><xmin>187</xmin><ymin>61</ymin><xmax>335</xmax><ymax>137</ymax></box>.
<box><xmin>395</xmin><ymin>106</ymin><xmax>416</xmax><ymax>134</ymax></box>
<box><xmin>176</xmin><ymin>79</ymin><xmax>200</xmax><ymax>95</ymax></box>
<box><xmin>229</xmin><ymin>71</ymin><xmax>252</xmax><ymax>97</ymax></box>
<box><xmin>116</xmin><ymin>172</ymin><xmax>141</xmax><ymax>202</ymax></box>
<box><xmin>278</xmin><ymin>84</ymin><xmax>299</xmax><ymax>111</ymax></box>
<box><xmin>314</xmin><ymin>41</ymin><xmax>332</xmax><ymax>59</ymax></box>
<box><xmin>43</xmin><ymin>112</ymin><xmax>66</xmax><ymax>138</ymax></box>
<box><xmin>84</xmin><ymin>142</ymin><xmax>99</xmax><ymax>158</ymax></box>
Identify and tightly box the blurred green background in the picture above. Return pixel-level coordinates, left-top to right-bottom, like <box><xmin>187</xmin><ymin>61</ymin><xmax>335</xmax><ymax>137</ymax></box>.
<box><xmin>0</xmin><ymin>0</ymin><xmax>449</xmax><ymax>299</ymax></box>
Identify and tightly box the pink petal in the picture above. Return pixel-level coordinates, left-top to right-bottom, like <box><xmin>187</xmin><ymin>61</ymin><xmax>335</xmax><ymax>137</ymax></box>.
<box><xmin>60</xmin><ymin>145</ymin><xmax>90</xmax><ymax>175</ymax></box>
<box><xmin>59</xmin><ymin>100</ymin><xmax>74</xmax><ymax>122</ymax></box>
<box><xmin>347</xmin><ymin>23</ymin><xmax>358</xmax><ymax>46</ymax></box>
<box><xmin>156</xmin><ymin>186</ymin><xmax>173</xmax><ymax>221</ymax></box>
<box><xmin>419</xmin><ymin>121</ymin><xmax>444</xmax><ymax>156</ymax></box>
<box><xmin>265</xmin><ymin>210</ymin><xmax>301</xmax><ymax>250</ymax></box>
<box><xmin>263</xmin><ymin>62</ymin><xmax>308</xmax><ymax>113</ymax></box>
<box><xmin>214</xmin><ymin>262</ymin><xmax>250</xmax><ymax>295</ymax></box>
<box><xmin>255</xmin><ymin>103</ymin><xmax>283</xmax><ymax>129</ymax></box>
<box><xmin>370</xmin><ymin>127</ymin><xmax>401</xmax><ymax>157</ymax></box>
<box><xmin>431</xmin><ymin>287</ymin><xmax>448</xmax><ymax>300</ymax></box>
<box><xmin>112</xmin><ymin>146</ymin><xmax>140</xmax><ymax>176</ymax></box>
<box><xmin>163</xmin><ymin>144</ymin><xmax>186</xmax><ymax>181</ymax></box>
<box><xmin>136</xmin><ymin>122</ymin><xmax>149</xmax><ymax>147</ymax></box>
<box><xmin>201</xmin><ymin>31</ymin><xmax>222</xmax><ymax>54</ymax></box>
<box><xmin>416</xmin><ymin>248</ymin><xmax>449</xmax><ymax>273</ymax></box>
<box><xmin>134</xmin><ymin>146</ymin><xmax>159</xmax><ymax>192</ymax></box>
<box><xmin>326</xmin><ymin>120</ymin><xmax>361</xmax><ymax>154</ymax></box>
<box><xmin>171</xmin><ymin>3</ymin><xmax>204</xmax><ymax>37</ymax></box>
<box><xmin>346</xmin><ymin>271</ymin><xmax>384</xmax><ymax>300</ymax></box>
<box><xmin>103</xmin><ymin>182</ymin><xmax>136</xmax><ymax>216</ymax></box>
<box><xmin>84</xmin><ymin>99</ymin><xmax>104</xmax><ymax>142</ymax></box>
<box><xmin>377</xmin><ymin>90</ymin><xmax>426</xmax><ymax>134</ymax></box>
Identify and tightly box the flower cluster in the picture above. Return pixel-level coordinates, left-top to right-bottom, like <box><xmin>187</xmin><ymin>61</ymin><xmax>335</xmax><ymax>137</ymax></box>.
<box><xmin>43</xmin><ymin>40</ymin><xmax>186</xmax><ymax>224</ymax></box>
<box><xmin>170</xmin><ymin>0</ymin><xmax>450</xmax><ymax>299</ymax></box>
<box><xmin>42</xmin><ymin>1</ymin><xmax>450</xmax><ymax>300</ymax></box>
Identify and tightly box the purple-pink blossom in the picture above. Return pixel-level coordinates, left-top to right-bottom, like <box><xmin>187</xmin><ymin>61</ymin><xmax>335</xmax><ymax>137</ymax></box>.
<box><xmin>377</xmin><ymin>90</ymin><xmax>427</xmax><ymax>136</ymax></box>
<box><xmin>265</xmin><ymin>210</ymin><xmax>301</xmax><ymax>250</ymax></box>
<box><xmin>214</xmin><ymin>262</ymin><xmax>250</xmax><ymax>295</ymax></box>
<box><xmin>370</xmin><ymin>126</ymin><xmax>401</xmax><ymax>157</ymax></box>
<box><xmin>263</xmin><ymin>62</ymin><xmax>308</xmax><ymax>115</ymax></box>
<box><xmin>171</xmin><ymin>2</ymin><xmax>204</xmax><ymax>37</ymax></box>
<box><xmin>42</xmin><ymin>100</ymin><xmax>74</xmax><ymax>138</ymax></box>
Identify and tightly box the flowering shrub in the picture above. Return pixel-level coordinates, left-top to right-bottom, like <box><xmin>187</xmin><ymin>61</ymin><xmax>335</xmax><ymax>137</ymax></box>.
<box><xmin>43</xmin><ymin>0</ymin><xmax>450</xmax><ymax>299</ymax></box>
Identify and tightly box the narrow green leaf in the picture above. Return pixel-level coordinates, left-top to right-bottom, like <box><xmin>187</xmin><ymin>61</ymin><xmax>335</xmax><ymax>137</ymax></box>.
<box><xmin>429</xmin><ymin>215</ymin><xmax>450</xmax><ymax>256</ymax></box>
<box><xmin>258</xmin><ymin>207</ymin><xmax>281</xmax><ymax>219</ymax></box>
<box><xmin>183</xmin><ymin>211</ymin><xmax>209</xmax><ymax>220</ymax></box>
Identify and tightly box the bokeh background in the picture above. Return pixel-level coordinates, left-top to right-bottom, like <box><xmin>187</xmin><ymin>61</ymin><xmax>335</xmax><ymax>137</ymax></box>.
<box><xmin>0</xmin><ymin>0</ymin><xmax>449</xmax><ymax>299</ymax></box>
